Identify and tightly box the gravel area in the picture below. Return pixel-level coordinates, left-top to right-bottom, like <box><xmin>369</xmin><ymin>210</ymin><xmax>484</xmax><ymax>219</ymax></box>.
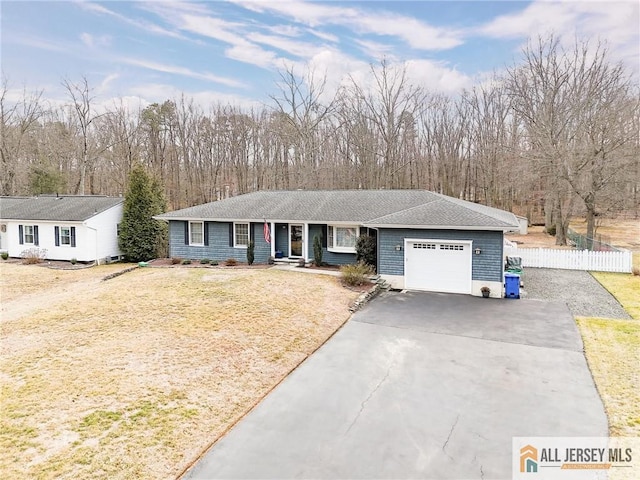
<box><xmin>522</xmin><ymin>268</ymin><xmax>631</xmax><ymax>319</ymax></box>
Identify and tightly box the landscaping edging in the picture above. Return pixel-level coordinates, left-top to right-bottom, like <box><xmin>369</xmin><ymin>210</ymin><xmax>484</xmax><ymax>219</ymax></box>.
<box><xmin>102</xmin><ymin>266</ymin><xmax>139</xmax><ymax>281</ymax></box>
<box><xmin>349</xmin><ymin>282</ymin><xmax>384</xmax><ymax>313</ymax></box>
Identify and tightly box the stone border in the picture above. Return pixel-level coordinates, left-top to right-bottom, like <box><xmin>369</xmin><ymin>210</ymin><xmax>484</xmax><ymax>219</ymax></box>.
<box><xmin>102</xmin><ymin>266</ymin><xmax>139</xmax><ymax>281</ymax></box>
<box><xmin>349</xmin><ymin>282</ymin><xmax>384</xmax><ymax>313</ymax></box>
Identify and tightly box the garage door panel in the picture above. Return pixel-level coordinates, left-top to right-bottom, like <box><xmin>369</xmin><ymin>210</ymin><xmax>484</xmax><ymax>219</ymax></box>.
<box><xmin>405</xmin><ymin>240</ymin><xmax>472</xmax><ymax>294</ymax></box>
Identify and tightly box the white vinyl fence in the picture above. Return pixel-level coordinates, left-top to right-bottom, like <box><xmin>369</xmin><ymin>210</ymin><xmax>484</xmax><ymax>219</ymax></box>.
<box><xmin>505</xmin><ymin>246</ymin><xmax>633</xmax><ymax>273</ymax></box>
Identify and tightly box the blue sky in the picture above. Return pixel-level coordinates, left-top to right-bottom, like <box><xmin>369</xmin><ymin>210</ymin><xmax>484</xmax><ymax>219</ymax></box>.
<box><xmin>2</xmin><ymin>1</ymin><xmax>639</xmax><ymax>110</ymax></box>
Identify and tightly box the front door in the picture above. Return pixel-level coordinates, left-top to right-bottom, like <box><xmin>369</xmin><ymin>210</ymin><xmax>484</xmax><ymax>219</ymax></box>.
<box><xmin>290</xmin><ymin>224</ymin><xmax>303</xmax><ymax>257</ymax></box>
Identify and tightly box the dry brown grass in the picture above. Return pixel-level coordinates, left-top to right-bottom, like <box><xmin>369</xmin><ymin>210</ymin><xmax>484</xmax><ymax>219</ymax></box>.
<box><xmin>0</xmin><ymin>262</ymin><xmax>127</xmax><ymax>304</ymax></box>
<box><xmin>577</xmin><ymin>317</ymin><xmax>640</xmax><ymax>436</ymax></box>
<box><xmin>570</xmin><ymin>217</ymin><xmax>640</xmax><ymax>251</ymax></box>
<box><xmin>0</xmin><ymin>265</ymin><xmax>359</xmax><ymax>479</ymax></box>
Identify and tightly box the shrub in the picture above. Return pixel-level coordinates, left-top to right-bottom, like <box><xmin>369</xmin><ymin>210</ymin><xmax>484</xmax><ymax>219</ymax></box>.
<box><xmin>70</xmin><ymin>258</ymin><xmax>77</xmax><ymax>265</ymax></box>
<box><xmin>225</xmin><ymin>258</ymin><xmax>238</xmax><ymax>266</ymax></box>
<box><xmin>200</xmin><ymin>258</ymin><xmax>210</xmax><ymax>264</ymax></box>
<box><xmin>181</xmin><ymin>259</ymin><xmax>192</xmax><ymax>265</ymax></box>
<box><xmin>356</xmin><ymin>234</ymin><xmax>377</xmax><ymax>270</ymax></box>
<box><xmin>313</xmin><ymin>234</ymin><xmax>323</xmax><ymax>266</ymax></box>
<box><xmin>546</xmin><ymin>224</ymin><xmax>556</xmax><ymax>236</ymax></box>
<box><xmin>1</xmin><ymin>252</ymin><xmax>8</xmax><ymax>260</ymax></box>
<box><xmin>21</xmin><ymin>247</ymin><xmax>47</xmax><ymax>265</ymax></box>
<box><xmin>247</xmin><ymin>240</ymin><xmax>255</xmax><ymax>266</ymax></box>
<box><xmin>340</xmin><ymin>261</ymin><xmax>375</xmax><ymax>286</ymax></box>
<box><xmin>632</xmin><ymin>266</ymin><xmax>640</xmax><ymax>276</ymax></box>
<box><xmin>171</xmin><ymin>257</ymin><xmax>182</xmax><ymax>265</ymax></box>
<box><xmin>267</xmin><ymin>256</ymin><xmax>275</xmax><ymax>265</ymax></box>
<box><xmin>211</xmin><ymin>260</ymin><xmax>219</xmax><ymax>266</ymax></box>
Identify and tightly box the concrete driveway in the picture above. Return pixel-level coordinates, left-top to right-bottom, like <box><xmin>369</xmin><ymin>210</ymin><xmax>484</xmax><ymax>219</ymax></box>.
<box><xmin>183</xmin><ymin>291</ymin><xmax>607</xmax><ymax>479</ymax></box>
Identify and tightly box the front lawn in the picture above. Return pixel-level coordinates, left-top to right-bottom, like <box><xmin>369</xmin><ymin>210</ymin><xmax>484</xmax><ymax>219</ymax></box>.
<box><xmin>1</xmin><ymin>265</ymin><xmax>360</xmax><ymax>479</ymax></box>
<box><xmin>577</xmin><ymin>261</ymin><xmax>640</xmax><ymax>437</ymax></box>
<box><xmin>577</xmin><ymin>317</ymin><xmax>640</xmax><ymax>436</ymax></box>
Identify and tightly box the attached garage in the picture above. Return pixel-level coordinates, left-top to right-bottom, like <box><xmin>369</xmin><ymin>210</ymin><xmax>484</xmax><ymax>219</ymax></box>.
<box><xmin>404</xmin><ymin>239</ymin><xmax>472</xmax><ymax>294</ymax></box>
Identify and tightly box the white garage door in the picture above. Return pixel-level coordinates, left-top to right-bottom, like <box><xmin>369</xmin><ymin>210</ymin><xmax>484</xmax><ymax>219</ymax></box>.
<box><xmin>404</xmin><ymin>239</ymin><xmax>472</xmax><ymax>294</ymax></box>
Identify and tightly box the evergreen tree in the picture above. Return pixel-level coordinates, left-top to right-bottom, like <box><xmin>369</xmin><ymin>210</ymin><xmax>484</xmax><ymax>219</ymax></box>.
<box><xmin>119</xmin><ymin>164</ymin><xmax>166</xmax><ymax>262</ymax></box>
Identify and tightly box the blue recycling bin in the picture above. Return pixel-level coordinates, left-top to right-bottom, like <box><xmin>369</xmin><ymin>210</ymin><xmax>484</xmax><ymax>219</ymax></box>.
<box><xmin>504</xmin><ymin>273</ymin><xmax>520</xmax><ymax>299</ymax></box>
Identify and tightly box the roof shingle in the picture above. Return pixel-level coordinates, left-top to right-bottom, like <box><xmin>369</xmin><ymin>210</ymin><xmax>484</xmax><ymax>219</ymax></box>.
<box><xmin>0</xmin><ymin>196</ymin><xmax>123</xmax><ymax>221</ymax></box>
<box><xmin>156</xmin><ymin>190</ymin><xmax>519</xmax><ymax>230</ymax></box>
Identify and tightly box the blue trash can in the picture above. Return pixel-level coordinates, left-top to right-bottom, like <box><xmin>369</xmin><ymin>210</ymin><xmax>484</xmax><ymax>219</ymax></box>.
<box><xmin>504</xmin><ymin>273</ymin><xmax>520</xmax><ymax>299</ymax></box>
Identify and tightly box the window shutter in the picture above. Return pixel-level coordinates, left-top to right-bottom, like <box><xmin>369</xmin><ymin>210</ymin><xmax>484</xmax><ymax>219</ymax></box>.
<box><xmin>71</xmin><ymin>227</ymin><xmax>76</xmax><ymax>247</ymax></box>
<box><xmin>184</xmin><ymin>221</ymin><xmax>189</xmax><ymax>245</ymax></box>
<box><xmin>19</xmin><ymin>225</ymin><xmax>24</xmax><ymax>245</ymax></box>
<box><xmin>229</xmin><ymin>223</ymin><xmax>234</xmax><ymax>247</ymax></box>
<box><xmin>249</xmin><ymin>223</ymin><xmax>255</xmax><ymax>243</ymax></box>
<box><xmin>204</xmin><ymin>222</ymin><xmax>209</xmax><ymax>246</ymax></box>
<box><xmin>33</xmin><ymin>226</ymin><xmax>39</xmax><ymax>246</ymax></box>
<box><xmin>321</xmin><ymin>225</ymin><xmax>327</xmax><ymax>248</ymax></box>
<box><xmin>55</xmin><ymin>226</ymin><xmax>60</xmax><ymax>246</ymax></box>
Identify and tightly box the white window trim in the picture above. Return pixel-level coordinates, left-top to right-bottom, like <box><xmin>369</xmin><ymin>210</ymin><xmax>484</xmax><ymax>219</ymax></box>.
<box><xmin>189</xmin><ymin>221</ymin><xmax>204</xmax><ymax>246</ymax></box>
<box><xmin>23</xmin><ymin>225</ymin><xmax>35</xmax><ymax>245</ymax></box>
<box><xmin>59</xmin><ymin>226</ymin><xmax>72</xmax><ymax>247</ymax></box>
<box><xmin>327</xmin><ymin>225</ymin><xmax>360</xmax><ymax>253</ymax></box>
<box><xmin>234</xmin><ymin>222</ymin><xmax>249</xmax><ymax>248</ymax></box>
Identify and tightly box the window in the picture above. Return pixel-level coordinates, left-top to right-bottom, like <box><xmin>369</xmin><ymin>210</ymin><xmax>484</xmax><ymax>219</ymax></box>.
<box><xmin>327</xmin><ymin>225</ymin><xmax>359</xmax><ymax>253</ymax></box>
<box><xmin>189</xmin><ymin>221</ymin><xmax>204</xmax><ymax>245</ymax></box>
<box><xmin>60</xmin><ymin>227</ymin><xmax>71</xmax><ymax>246</ymax></box>
<box><xmin>24</xmin><ymin>225</ymin><xmax>35</xmax><ymax>244</ymax></box>
<box><xmin>439</xmin><ymin>244</ymin><xmax>465</xmax><ymax>251</ymax></box>
<box><xmin>55</xmin><ymin>226</ymin><xmax>76</xmax><ymax>247</ymax></box>
<box><xmin>413</xmin><ymin>243</ymin><xmax>436</xmax><ymax>249</ymax></box>
<box><xmin>234</xmin><ymin>223</ymin><xmax>249</xmax><ymax>247</ymax></box>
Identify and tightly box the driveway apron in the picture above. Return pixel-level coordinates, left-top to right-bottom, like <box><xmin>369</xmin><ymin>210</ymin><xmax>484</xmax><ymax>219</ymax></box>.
<box><xmin>183</xmin><ymin>291</ymin><xmax>608</xmax><ymax>479</ymax></box>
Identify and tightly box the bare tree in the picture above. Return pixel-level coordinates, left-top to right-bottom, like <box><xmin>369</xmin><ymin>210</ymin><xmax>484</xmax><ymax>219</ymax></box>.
<box><xmin>0</xmin><ymin>79</ymin><xmax>44</xmax><ymax>195</ymax></box>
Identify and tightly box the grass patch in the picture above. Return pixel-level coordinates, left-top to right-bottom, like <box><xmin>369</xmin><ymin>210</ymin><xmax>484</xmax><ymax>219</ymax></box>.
<box><xmin>576</xmin><ymin>317</ymin><xmax>640</xmax><ymax>436</ymax></box>
<box><xmin>1</xmin><ymin>266</ymin><xmax>359</xmax><ymax>479</ymax></box>
<box><xmin>591</xmin><ymin>271</ymin><xmax>640</xmax><ymax>321</ymax></box>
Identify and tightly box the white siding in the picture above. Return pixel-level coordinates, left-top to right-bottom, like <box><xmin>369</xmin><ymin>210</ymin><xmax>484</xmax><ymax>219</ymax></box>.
<box><xmin>85</xmin><ymin>203</ymin><xmax>123</xmax><ymax>261</ymax></box>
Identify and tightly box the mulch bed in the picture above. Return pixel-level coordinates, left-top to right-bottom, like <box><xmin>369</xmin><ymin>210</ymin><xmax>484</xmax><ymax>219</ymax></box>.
<box><xmin>147</xmin><ymin>258</ymin><xmax>271</xmax><ymax>269</ymax></box>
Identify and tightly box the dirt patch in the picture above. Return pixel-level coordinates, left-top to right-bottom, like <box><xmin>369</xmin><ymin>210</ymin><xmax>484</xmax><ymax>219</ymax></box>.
<box><xmin>506</xmin><ymin>226</ymin><xmax>573</xmax><ymax>249</ymax></box>
<box><xmin>0</xmin><ymin>266</ymin><xmax>359</xmax><ymax>480</ymax></box>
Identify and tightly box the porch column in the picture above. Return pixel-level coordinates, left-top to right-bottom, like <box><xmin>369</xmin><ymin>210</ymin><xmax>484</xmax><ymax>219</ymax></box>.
<box><xmin>270</xmin><ymin>222</ymin><xmax>276</xmax><ymax>258</ymax></box>
<box><xmin>304</xmin><ymin>223</ymin><xmax>309</xmax><ymax>261</ymax></box>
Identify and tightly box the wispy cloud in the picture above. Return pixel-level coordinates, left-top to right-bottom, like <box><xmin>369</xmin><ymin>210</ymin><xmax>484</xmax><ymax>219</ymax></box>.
<box><xmin>76</xmin><ymin>0</ymin><xmax>186</xmax><ymax>40</ymax></box>
<box><xmin>120</xmin><ymin>58</ymin><xmax>247</xmax><ymax>88</ymax></box>
<box><xmin>478</xmin><ymin>0</ymin><xmax>639</xmax><ymax>71</ymax></box>
<box><xmin>8</xmin><ymin>35</ymin><xmax>68</xmax><ymax>53</ymax></box>
<box><xmin>232</xmin><ymin>0</ymin><xmax>463</xmax><ymax>51</ymax></box>
<box><xmin>79</xmin><ymin>32</ymin><xmax>112</xmax><ymax>48</ymax></box>
<box><xmin>247</xmin><ymin>33</ymin><xmax>325</xmax><ymax>58</ymax></box>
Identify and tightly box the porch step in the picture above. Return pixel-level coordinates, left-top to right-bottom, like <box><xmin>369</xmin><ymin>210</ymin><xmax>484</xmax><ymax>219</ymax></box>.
<box><xmin>273</xmin><ymin>257</ymin><xmax>305</xmax><ymax>265</ymax></box>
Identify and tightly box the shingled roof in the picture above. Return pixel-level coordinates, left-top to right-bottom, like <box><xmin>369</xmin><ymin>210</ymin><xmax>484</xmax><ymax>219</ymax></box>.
<box><xmin>0</xmin><ymin>195</ymin><xmax>123</xmax><ymax>222</ymax></box>
<box><xmin>156</xmin><ymin>190</ymin><xmax>519</xmax><ymax>231</ymax></box>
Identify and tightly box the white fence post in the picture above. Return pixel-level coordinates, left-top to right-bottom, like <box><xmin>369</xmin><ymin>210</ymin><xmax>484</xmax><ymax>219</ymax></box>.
<box><xmin>507</xmin><ymin>247</ymin><xmax>633</xmax><ymax>273</ymax></box>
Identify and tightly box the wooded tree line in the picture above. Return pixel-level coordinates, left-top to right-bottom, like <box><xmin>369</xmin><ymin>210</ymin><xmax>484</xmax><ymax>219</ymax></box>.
<box><xmin>2</xmin><ymin>36</ymin><xmax>639</xmax><ymax>244</ymax></box>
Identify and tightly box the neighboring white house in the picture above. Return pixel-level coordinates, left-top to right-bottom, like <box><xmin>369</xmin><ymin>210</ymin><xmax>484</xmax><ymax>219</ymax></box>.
<box><xmin>0</xmin><ymin>195</ymin><xmax>124</xmax><ymax>263</ymax></box>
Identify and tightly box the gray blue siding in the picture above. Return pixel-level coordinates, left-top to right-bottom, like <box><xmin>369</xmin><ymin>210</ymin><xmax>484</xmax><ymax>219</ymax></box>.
<box><xmin>307</xmin><ymin>224</ymin><xmax>356</xmax><ymax>265</ymax></box>
<box><xmin>378</xmin><ymin>228</ymin><xmax>504</xmax><ymax>282</ymax></box>
<box><xmin>274</xmin><ymin>223</ymin><xmax>288</xmax><ymax>257</ymax></box>
<box><xmin>169</xmin><ymin>221</ymin><xmax>270</xmax><ymax>263</ymax></box>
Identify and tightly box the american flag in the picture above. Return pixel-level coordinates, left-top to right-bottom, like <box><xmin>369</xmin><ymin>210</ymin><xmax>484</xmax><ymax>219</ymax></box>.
<box><xmin>263</xmin><ymin>221</ymin><xmax>271</xmax><ymax>244</ymax></box>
